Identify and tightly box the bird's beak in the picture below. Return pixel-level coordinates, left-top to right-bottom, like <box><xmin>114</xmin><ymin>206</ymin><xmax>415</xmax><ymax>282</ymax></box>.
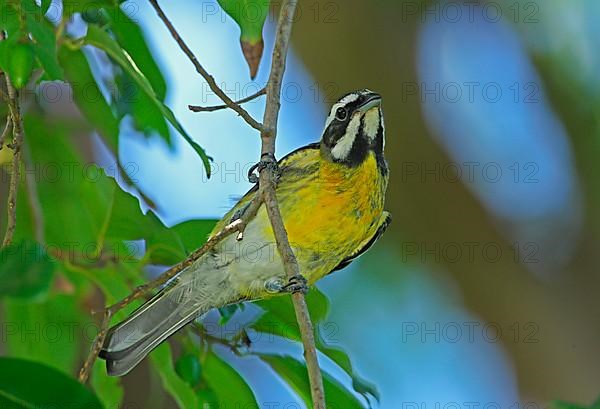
<box><xmin>358</xmin><ymin>93</ymin><xmax>382</xmax><ymax>113</ymax></box>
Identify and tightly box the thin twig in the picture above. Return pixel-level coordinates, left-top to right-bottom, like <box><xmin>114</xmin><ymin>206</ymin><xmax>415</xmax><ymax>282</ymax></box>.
<box><xmin>0</xmin><ymin>117</ymin><xmax>12</xmax><ymax>150</ymax></box>
<box><xmin>148</xmin><ymin>0</ymin><xmax>264</xmax><ymax>132</ymax></box>
<box><xmin>2</xmin><ymin>74</ymin><xmax>24</xmax><ymax>248</ymax></box>
<box><xmin>189</xmin><ymin>88</ymin><xmax>266</xmax><ymax>112</ymax></box>
<box><xmin>257</xmin><ymin>1</ymin><xmax>326</xmax><ymax>407</ymax></box>
<box><xmin>78</xmin><ymin>217</ymin><xmax>253</xmax><ymax>383</ymax></box>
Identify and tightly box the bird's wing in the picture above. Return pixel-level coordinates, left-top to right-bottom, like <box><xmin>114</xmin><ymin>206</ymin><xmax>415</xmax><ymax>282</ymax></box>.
<box><xmin>329</xmin><ymin>211</ymin><xmax>392</xmax><ymax>273</ymax></box>
<box><xmin>209</xmin><ymin>143</ymin><xmax>321</xmax><ymax>235</ymax></box>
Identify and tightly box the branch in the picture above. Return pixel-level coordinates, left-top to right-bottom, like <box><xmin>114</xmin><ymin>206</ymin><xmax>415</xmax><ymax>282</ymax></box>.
<box><xmin>79</xmin><ymin>5</ymin><xmax>326</xmax><ymax>407</ymax></box>
<box><xmin>189</xmin><ymin>87</ymin><xmax>266</xmax><ymax>113</ymax></box>
<box><xmin>77</xmin><ymin>214</ymin><xmax>259</xmax><ymax>383</ymax></box>
<box><xmin>0</xmin><ymin>116</ymin><xmax>12</xmax><ymax>150</ymax></box>
<box><xmin>257</xmin><ymin>1</ymin><xmax>326</xmax><ymax>407</ymax></box>
<box><xmin>148</xmin><ymin>0</ymin><xmax>264</xmax><ymax>132</ymax></box>
<box><xmin>2</xmin><ymin>73</ymin><xmax>24</xmax><ymax>248</ymax></box>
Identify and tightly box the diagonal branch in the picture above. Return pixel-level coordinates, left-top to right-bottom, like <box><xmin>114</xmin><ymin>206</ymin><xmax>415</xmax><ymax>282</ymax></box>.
<box><xmin>147</xmin><ymin>0</ymin><xmax>264</xmax><ymax>132</ymax></box>
<box><xmin>2</xmin><ymin>74</ymin><xmax>25</xmax><ymax>248</ymax></box>
<box><xmin>257</xmin><ymin>1</ymin><xmax>326</xmax><ymax>407</ymax></box>
<box><xmin>189</xmin><ymin>87</ymin><xmax>266</xmax><ymax>113</ymax></box>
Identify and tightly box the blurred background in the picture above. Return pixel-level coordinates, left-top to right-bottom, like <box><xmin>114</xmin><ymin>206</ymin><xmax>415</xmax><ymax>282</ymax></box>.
<box><xmin>1</xmin><ymin>0</ymin><xmax>600</xmax><ymax>408</ymax></box>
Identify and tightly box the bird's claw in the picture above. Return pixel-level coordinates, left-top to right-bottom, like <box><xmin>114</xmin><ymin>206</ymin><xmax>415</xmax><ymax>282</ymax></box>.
<box><xmin>281</xmin><ymin>274</ymin><xmax>309</xmax><ymax>295</ymax></box>
<box><xmin>248</xmin><ymin>153</ymin><xmax>280</xmax><ymax>184</ymax></box>
<box><xmin>264</xmin><ymin>275</ymin><xmax>309</xmax><ymax>295</ymax></box>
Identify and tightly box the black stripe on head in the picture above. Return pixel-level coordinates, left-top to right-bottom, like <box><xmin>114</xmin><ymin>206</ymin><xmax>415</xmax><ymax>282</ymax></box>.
<box><xmin>321</xmin><ymin>90</ymin><xmax>386</xmax><ymax>171</ymax></box>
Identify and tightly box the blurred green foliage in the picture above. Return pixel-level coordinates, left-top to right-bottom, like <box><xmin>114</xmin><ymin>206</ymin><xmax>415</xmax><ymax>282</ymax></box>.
<box><xmin>0</xmin><ymin>0</ymin><xmax>375</xmax><ymax>407</ymax></box>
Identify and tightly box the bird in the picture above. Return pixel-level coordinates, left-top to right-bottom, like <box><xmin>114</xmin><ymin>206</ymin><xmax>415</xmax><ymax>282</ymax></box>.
<box><xmin>99</xmin><ymin>89</ymin><xmax>391</xmax><ymax>376</ymax></box>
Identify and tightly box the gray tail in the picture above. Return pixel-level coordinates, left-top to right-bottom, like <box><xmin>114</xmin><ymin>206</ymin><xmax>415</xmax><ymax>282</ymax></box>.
<box><xmin>99</xmin><ymin>277</ymin><xmax>209</xmax><ymax>376</ymax></box>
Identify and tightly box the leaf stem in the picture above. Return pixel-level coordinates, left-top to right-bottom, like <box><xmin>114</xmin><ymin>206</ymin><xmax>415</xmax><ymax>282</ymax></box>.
<box><xmin>189</xmin><ymin>88</ymin><xmax>266</xmax><ymax>113</ymax></box>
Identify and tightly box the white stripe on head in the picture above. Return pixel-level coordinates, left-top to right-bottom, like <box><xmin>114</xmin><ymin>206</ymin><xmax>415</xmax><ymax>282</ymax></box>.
<box><xmin>380</xmin><ymin>109</ymin><xmax>385</xmax><ymax>150</ymax></box>
<box><xmin>363</xmin><ymin>108</ymin><xmax>380</xmax><ymax>141</ymax></box>
<box><xmin>331</xmin><ymin>114</ymin><xmax>361</xmax><ymax>160</ymax></box>
<box><xmin>324</xmin><ymin>92</ymin><xmax>360</xmax><ymax>130</ymax></box>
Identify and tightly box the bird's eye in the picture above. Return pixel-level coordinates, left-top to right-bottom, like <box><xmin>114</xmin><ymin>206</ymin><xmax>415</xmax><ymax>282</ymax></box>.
<box><xmin>335</xmin><ymin>107</ymin><xmax>348</xmax><ymax>121</ymax></box>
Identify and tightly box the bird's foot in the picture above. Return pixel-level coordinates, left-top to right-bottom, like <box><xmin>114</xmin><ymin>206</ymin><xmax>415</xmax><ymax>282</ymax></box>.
<box><xmin>282</xmin><ymin>274</ymin><xmax>309</xmax><ymax>294</ymax></box>
<box><xmin>264</xmin><ymin>275</ymin><xmax>309</xmax><ymax>295</ymax></box>
<box><xmin>248</xmin><ymin>153</ymin><xmax>280</xmax><ymax>184</ymax></box>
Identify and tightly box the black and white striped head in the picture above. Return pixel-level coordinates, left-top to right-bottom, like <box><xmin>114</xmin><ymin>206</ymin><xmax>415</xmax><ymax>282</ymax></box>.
<box><xmin>321</xmin><ymin>89</ymin><xmax>385</xmax><ymax>168</ymax></box>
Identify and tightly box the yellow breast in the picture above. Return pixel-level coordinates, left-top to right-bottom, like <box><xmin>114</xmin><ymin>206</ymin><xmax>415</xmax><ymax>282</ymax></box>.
<box><xmin>276</xmin><ymin>151</ymin><xmax>387</xmax><ymax>281</ymax></box>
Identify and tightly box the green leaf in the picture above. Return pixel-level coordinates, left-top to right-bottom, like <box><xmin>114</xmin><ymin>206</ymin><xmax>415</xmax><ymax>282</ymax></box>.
<box><xmin>217</xmin><ymin>0</ymin><xmax>270</xmax><ymax>43</ymax></box>
<box><xmin>253</xmin><ymin>288</ymin><xmax>378</xmax><ymax>403</ymax></box>
<box><xmin>316</xmin><ymin>339</ymin><xmax>380</xmax><ymax>404</ymax></box>
<box><xmin>107</xmin><ymin>6</ymin><xmax>167</xmax><ymax>100</ymax></box>
<box><xmin>25</xmin><ymin>13</ymin><xmax>63</xmax><ymax>80</ymax></box>
<box><xmin>170</xmin><ymin>219</ymin><xmax>219</xmax><ymax>254</ymax></box>
<box><xmin>7</xmin><ymin>42</ymin><xmax>35</xmax><ymax>89</ymax></box>
<box><xmin>0</xmin><ymin>3</ymin><xmax>21</xmax><ymax>39</ymax></box>
<box><xmin>41</xmin><ymin>0</ymin><xmax>51</xmax><ymax>14</ymax></box>
<box><xmin>252</xmin><ymin>286</ymin><xmax>330</xmax><ymax>341</ymax></box>
<box><xmin>259</xmin><ymin>354</ymin><xmax>364</xmax><ymax>409</ymax></box>
<box><xmin>150</xmin><ymin>343</ymin><xmax>199</xmax><ymax>409</ymax></box>
<box><xmin>84</xmin><ymin>25</ymin><xmax>212</xmax><ymax>177</ymax></box>
<box><xmin>203</xmin><ymin>351</ymin><xmax>258</xmax><ymax>409</ymax></box>
<box><xmin>218</xmin><ymin>303</ymin><xmax>243</xmax><ymax>325</ymax></box>
<box><xmin>0</xmin><ymin>240</ymin><xmax>55</xmax><ymax>299</ymax></box>
<box><xmin>549</xmin><ymin>402</ymin><xmax>588</xmax><ymax>409</ymax></box>
<box><xmin>57</xmin><ymin>46</ymin><xmax>120</xmax><ymax>148</ymax></box>
<box><xmin>107</xmin><ymin>6</ymin><xmax>170</xmax><ymax>142</ymax></box>
<box><xmin>217</xmin><ymin>0</ymin><xmax>269</xmax><ymax>77</ymax></box>
<box><xmin>91</xmin><ymin>360</ymin><xmax>124</xmax><ymax>409</ymax></box>
<box><xmin>62</xmin><ymin>0</ymin><xmax>112</xmax><ymax>17</ymax></box>
<box><xmin>0</xmin><ymin>357</ymin><xmax>103</xmax><ymax>409</ymax></box>
<box><xmin>175</xmin><ymin>354</ymin><xmax>202</xmax><ymax>387</ymax></box>
<box><xmin>22</xmin><ymin>114</ymin><xmax>113</xmax><ymax>244</ymax></box>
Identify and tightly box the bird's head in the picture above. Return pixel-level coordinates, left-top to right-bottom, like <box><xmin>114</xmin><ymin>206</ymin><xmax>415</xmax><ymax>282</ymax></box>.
<box><xmin>321</xmin><ymin>89</ymin><xmax>385</xmax><ymax>167</ymax></box>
